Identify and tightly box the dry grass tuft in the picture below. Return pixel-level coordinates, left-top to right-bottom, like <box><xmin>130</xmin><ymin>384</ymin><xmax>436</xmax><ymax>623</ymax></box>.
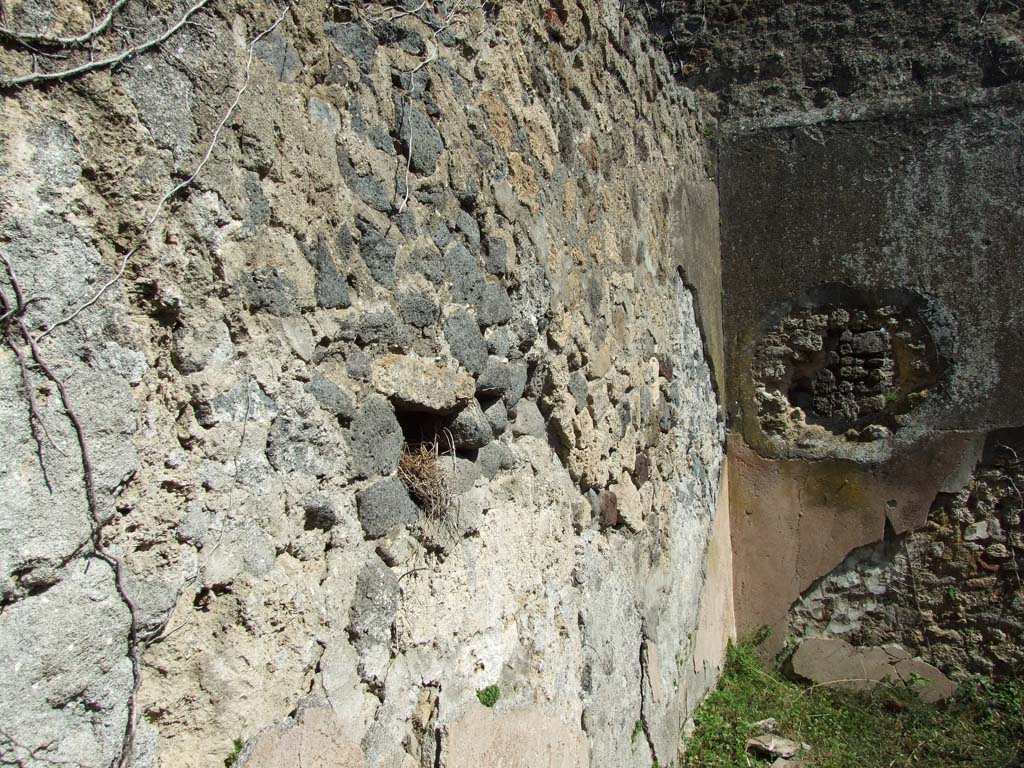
<box><xmin>398</xmin><ymin>438</ymin><xmax>452</xmax><ymax>524</ymax></box>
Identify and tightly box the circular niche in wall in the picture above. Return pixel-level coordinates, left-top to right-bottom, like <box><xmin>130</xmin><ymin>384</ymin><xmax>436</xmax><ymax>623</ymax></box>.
<box><xmin>750</xmin><ymin>286</ymin><xmax>946</xmax><ymax>454</ymax></box>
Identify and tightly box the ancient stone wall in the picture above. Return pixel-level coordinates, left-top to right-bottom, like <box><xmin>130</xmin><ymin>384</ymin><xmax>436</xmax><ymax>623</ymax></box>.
<box><xmin>790</xmin><ymin>429</ymin><xmax>1024</xmax><ymax>680</ymax></box>
<box><xmin>0</xmin><ymin>1</ymin><xmax>728</xmax><ymax>766</ymax></box>
<box><xmin>638</xmin><ymin>0</ymin><xmax>1024</xmax><ymax>666</ymax></box>
<box><xmin>719</xmin><ymin>94</ymin><xmax>1024</xmax><ymax>657</ymax></box>
<box><xmin>642</xmin><ymin>0</ymin><xmax>1024</xmax><ymax>123</ymax></box>
<box><xmin>751</xmin><ymin>293</ymin><xmax>941</xmax><ymax>452</ymax></box>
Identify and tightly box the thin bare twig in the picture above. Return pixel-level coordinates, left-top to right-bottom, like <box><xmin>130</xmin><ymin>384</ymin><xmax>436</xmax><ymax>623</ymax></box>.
<box><xmin>39</xmin><ymin>3</ymin><xmax>292</xmax><ymax>341</ymax></box>
<box><xmin>995</xmin><ymin>442</ymin><xmax>1021</xmax><ymax>466</ymax></box>
<box><xmin>0</xmin><ymin>258</ymin><xmax>62</xmax><ymax>490</ymax></box>
<box><xmin>1</xmin><ymin>8</ymin><xmax>294</xmax><ymax>766</ymax></box>
<box><xmin>11</xmin><ymin>336</ymin><xmax>63</xmax><ymax>459</ymax></box>
<box><xmin>1</xmin><ymin>251</ymin><xmax>26</xmax><ymax>307</ymax></box>
<box><xmin>798</xmin><ymin>676</ymin><xmax>883</xmax><ymax>695</ymax></box>
<box><xmin>398</xmin><ymin>566</ymin><xmax>429</xmax><ymax>582</ymax></box>
<box><xmin>145</xmin><ymin>521</ymin><xmax>226</xmax><ymax>646</ymax></box>
<box><xmin>233</xmin><ymin>375</ymin><xmax>253</xmax><ymax>478</ymax></box>
<box><xmin>902</xmin><ymin>536</ymin><xmax>934</xmax><ymax>665</ymax></box>
<box><xmin>0</xmin><ymin>260</ymin><xmax>62</xmax><ymax>454</ymax></box>
<box><xmin>0</xmin><ymin>294</ymin><xmax>44</xmax><ymax>324</ymax></box>
<box><xmin>390</xmin><ymin>0</ymin><xmax>474</xmax><ymax>212</ymax></box>
<box><xmin>20</xmin><ymin>333</ymin><xmax>142</xmax><ymax>768</ymax></box>
<box><xmin>0</xmin><ymin>0</ymin><xmax>128</xmax><ymax>49</ymax></box>
<box><xmin>1</xmin><ymin>0</ymin><xmax>214</xmax><ymax>89</ymax></box>
<box><xmin>397</xmin><ymin>126</ymin><xmax>413</xmax><ymax>213</ymax></box>
<box><xmin>1</xmin><ymin>252</ymin><xmax>142</xmax><ymax>768</ymax></box>
<box><xmin>342</xmin><ymin>0</ymin><xmax>475</xmax><ymax>224</ymax></box>
<box><xmin>0</xmin><ymin>726</ymin><xmax>89</xmax><ymax>767</ymax></box>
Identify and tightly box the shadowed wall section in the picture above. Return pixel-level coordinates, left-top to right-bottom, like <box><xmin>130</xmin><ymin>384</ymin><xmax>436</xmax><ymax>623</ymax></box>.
<box><xmin>721</xmin><ymin>90</ymin><xmax>1024</xmax><ymax>658</ymax></box>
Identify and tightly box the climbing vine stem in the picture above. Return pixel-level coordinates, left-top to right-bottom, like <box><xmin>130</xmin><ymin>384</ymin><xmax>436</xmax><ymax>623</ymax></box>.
<box><xmin>1</xmin><ymin>3</ymin><xmax>293</xmax><ymax>765</ymax></box>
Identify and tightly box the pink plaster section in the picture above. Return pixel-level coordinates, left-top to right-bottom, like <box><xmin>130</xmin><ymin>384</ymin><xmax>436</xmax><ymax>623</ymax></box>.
<box><xmin>445</xmin><ymin>705</ymin><xmax>589</xmax><ymax>768</ymax></box>
<box><xmin>728</xmin><ymin>432</ymin><xmax>978</xmax><ymax>654</ymax></box>
<box><xmin>244</xmin><ymin>709</ymin><xmax>366</xmax><ymax>768</ymax></box>
<box><xmin>689</xmin><ymin>465</ymin><xmax>737</xmax><ymax>696</ymax></box>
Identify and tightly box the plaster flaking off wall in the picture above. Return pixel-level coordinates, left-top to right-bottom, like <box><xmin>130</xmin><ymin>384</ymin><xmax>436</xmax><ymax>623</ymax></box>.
<box><xmin>720</xmin><ymin>89</ymin><xmax>1024</xmax><ymax>657</ymax></box>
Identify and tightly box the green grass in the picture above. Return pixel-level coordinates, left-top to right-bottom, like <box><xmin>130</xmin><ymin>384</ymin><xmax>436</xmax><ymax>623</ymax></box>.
<box><xmin>477</xmin><ymin>684</ymin><xmax>501</xmax><ymax>708</ymax></box>
<box><xmin>224</xmin><ymin>738</ymin><xmax>243</xmax><ymax>767</ymax></box>
<box><xmin>632</xmin><ymin>719</ymin><xmax>644</xmax><ymax>747</ymax></box>
<box><xmin>682</xmin><ymin>640</ymin><xmax>1024</xmax><ymax>768</ymax></box>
